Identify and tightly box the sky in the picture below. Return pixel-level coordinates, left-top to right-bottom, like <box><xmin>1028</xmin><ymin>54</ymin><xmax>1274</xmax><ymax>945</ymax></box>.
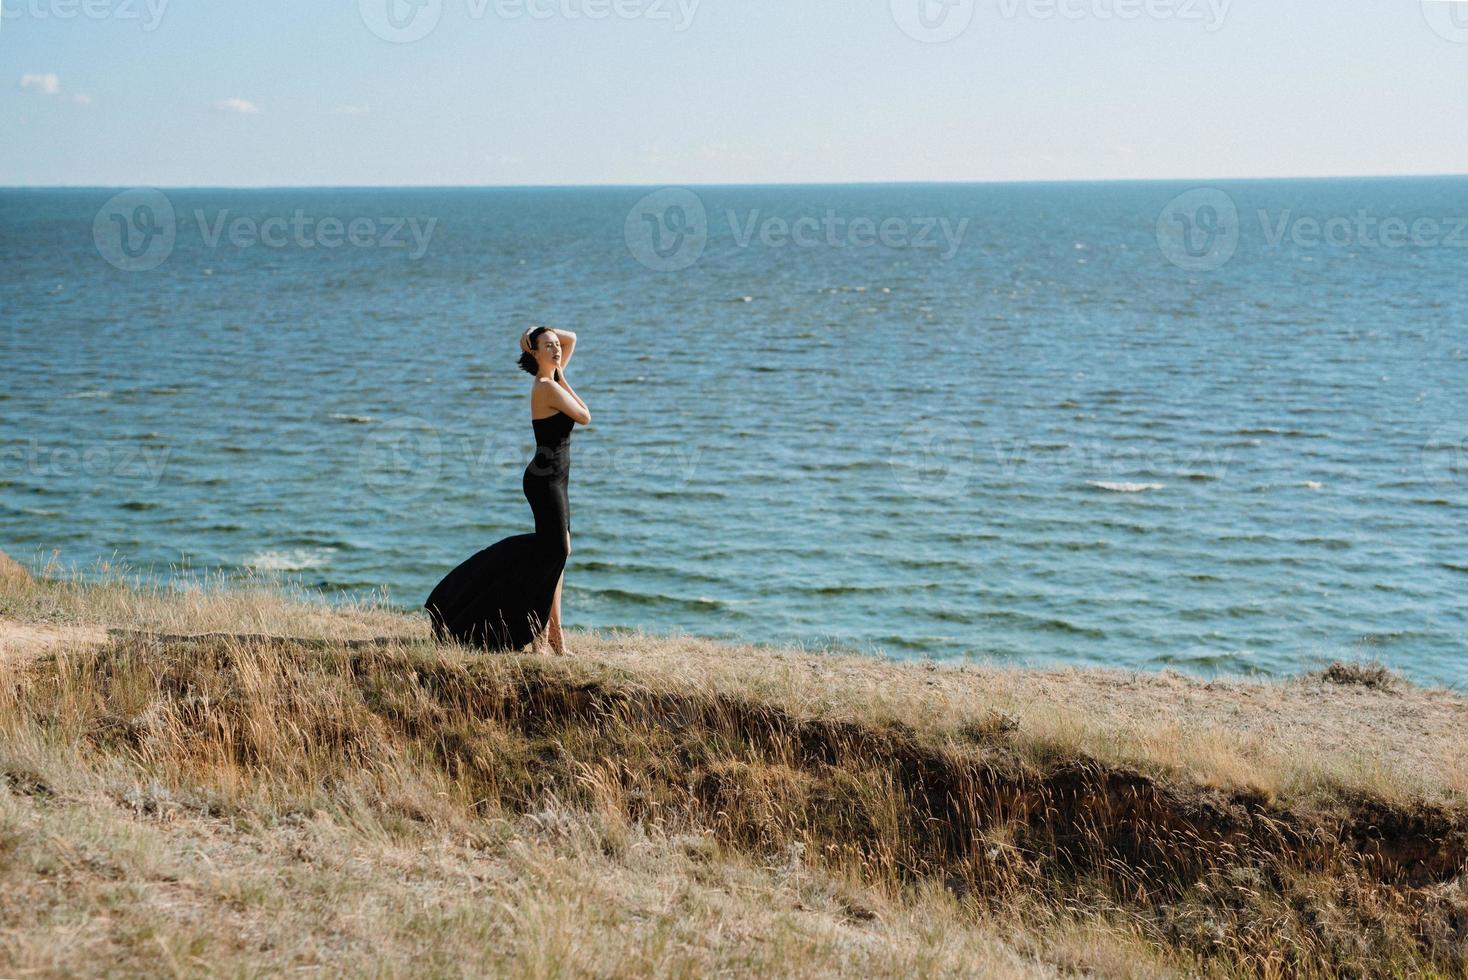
<box><xmin>2</xmin><ymin>0</ymin><xmax>1467</xmax><ymax>186</ymax></box>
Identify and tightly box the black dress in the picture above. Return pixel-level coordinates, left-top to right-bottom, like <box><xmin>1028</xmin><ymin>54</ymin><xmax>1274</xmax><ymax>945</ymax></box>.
<box><xmin>424</xmin><ymin>409</ymin><xmax>575</xmax><ymax>650</ymax></box>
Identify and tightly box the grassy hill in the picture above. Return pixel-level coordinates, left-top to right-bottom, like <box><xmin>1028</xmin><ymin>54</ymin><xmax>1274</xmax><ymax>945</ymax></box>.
<box><xmin>1</xmin><ymin>559</ymin><xmax>1464</xmax><ymax>977</ymax></box>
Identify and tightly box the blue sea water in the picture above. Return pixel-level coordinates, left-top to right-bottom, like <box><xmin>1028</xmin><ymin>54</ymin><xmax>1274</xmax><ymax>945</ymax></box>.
<box><xmin>1</xmin><ymin>180</ymin><xmax>1464</xmax><ymax>686</ymax></box>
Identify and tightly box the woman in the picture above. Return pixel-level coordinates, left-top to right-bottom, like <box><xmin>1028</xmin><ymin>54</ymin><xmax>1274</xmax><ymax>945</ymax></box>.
<box><xmin>424</xmin><ymin>326</ymin><xmax>590</xmax><ymax>654</ymax></box>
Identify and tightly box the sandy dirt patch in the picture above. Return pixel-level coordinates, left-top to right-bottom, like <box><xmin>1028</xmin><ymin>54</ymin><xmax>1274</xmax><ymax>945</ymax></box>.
<box><xmin>0</xmin><ymin>618</ymin><xmax>110</xmax><ymax>663</ymax></box>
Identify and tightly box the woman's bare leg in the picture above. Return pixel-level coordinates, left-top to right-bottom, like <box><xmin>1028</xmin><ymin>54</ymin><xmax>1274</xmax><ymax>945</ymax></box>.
<box><xmin>547</xmin><ymin>571</ymin><xmax>565</xmax><ymax>653</ymax></box>
<box><xmin>546</xmin><ymin>531</ymin><xmax>571</xmax><ymax>654</ymax></box>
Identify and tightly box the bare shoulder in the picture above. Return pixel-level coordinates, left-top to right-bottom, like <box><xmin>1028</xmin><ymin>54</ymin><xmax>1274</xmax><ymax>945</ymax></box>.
<box><xmin>530</xmin><ymin>377</ymin><xmax>562</xmax><ymax>415</ymax></box>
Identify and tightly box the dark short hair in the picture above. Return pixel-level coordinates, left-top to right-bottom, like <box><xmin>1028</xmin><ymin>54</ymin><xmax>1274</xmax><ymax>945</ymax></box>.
<box><xmin>517</xmin><ymin>326</ymin><xmax>554</xmax><ymax>375</ymax></box>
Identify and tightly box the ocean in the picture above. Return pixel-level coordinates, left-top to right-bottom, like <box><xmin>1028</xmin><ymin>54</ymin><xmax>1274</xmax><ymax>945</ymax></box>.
<box><xmin>2</xmin><ymin>180</ymin><xmax>1464</xmax><ymax>685</ymax></box>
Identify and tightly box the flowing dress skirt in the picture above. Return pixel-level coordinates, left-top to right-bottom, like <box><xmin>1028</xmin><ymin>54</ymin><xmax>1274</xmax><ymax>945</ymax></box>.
<box><xmin>425</xmin><ymin>414</ymin><xmax>573</xmax><ymax>650</ymax></box>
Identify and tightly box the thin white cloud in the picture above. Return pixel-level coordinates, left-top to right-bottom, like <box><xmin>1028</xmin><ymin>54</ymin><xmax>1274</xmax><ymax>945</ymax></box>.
<box><xmin>19</xmin><ymin>73</ymin><xmax>61</xmax><ymax>96</ymax></box>
<box><xmin>337</xmin><ymin>105</ymin><xmax>368</xmax><ymax>117</ymax></box>
<box><xmin>216</xmin><ymin>98</ymin><xmax>260</xmax><ymax>114</ymax></box>
<box><xmin>74</xmin><ymin>94</ymin><xmax>94</xmax><ymax>106</ymax></box>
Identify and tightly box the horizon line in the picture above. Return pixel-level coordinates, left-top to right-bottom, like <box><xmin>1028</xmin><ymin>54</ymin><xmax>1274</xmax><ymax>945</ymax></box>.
<box><xmin>4</xmin><ymin>171</ymin><xmax>1468</xmax><ymax>192</ymax></box>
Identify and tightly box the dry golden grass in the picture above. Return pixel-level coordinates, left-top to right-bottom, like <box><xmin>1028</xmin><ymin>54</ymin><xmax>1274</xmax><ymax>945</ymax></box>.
<box><xmin>0</xmin><ymin>758</ymin><xmax>1078</xmax><ymax>978</ymax></box>
<box><xmin>2</xmin><ymin>553</ymin><xmax>415</xmax><ymax>642</ymax></box>
<box><xmin>1</xmin><ymin>560</ymin><xmax>1465</xmax><ymax>977</ymax></box>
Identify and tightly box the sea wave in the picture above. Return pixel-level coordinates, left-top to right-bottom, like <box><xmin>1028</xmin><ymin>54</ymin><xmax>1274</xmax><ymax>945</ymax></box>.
<box><xmin>580</xmin><ymin>586</ymin><xmax>738</xmax><ymax>614</ymax></box>
<box><xmin>245</xmin><ymin>548</ymin><xmax>336</xmax><ymax>572</ymax></box>
<box><xmin>1087</xmin><ymin>481</ymin><xmax>1164</xmax><ymax>493</ymax></box>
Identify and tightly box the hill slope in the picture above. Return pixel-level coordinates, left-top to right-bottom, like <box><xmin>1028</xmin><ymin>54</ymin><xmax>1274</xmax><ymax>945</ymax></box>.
<box><xmin>1</xmin><ymin>564</ymin><xmax>1465</xmax><ymax>977</ymax></box>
